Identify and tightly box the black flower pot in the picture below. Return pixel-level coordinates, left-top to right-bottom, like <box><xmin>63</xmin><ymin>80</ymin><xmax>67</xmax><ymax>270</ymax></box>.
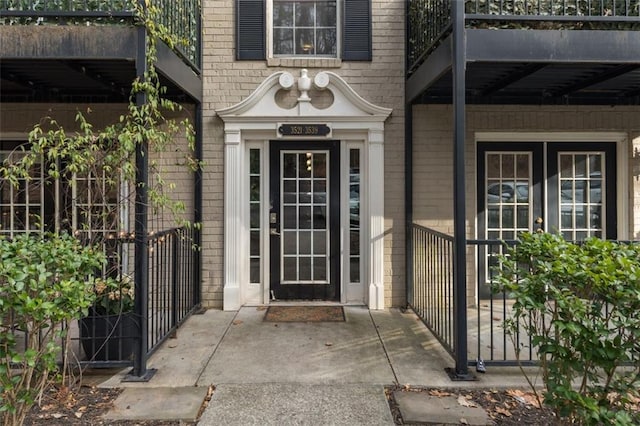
<box><xmin>80</xmin><ymin>311</ymin><xmax>138</xmax><ymax>361</ymax></box>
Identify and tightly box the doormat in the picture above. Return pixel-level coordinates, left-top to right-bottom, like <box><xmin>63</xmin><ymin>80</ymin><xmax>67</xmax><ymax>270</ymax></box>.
<box><xmin>264</xmin><ymin>306</ymin><xmax>345</xmax><ymax>322</ymax></box>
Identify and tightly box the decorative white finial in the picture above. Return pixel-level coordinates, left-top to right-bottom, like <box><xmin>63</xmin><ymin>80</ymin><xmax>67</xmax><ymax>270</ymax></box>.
<box><xmin>298</xmin><ymin>69</ymin><xmax>311</xmax><ymax>101</ymax></box>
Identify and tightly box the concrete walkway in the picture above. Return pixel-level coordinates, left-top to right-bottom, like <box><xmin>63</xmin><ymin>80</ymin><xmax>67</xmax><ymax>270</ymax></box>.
<box><xmin>97</xmin><ymin>307</ymin><xmax>533</xmax><ymax>424</ymax></box>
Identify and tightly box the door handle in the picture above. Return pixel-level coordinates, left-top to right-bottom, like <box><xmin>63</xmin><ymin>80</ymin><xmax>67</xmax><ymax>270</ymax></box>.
<box><xmin>270</xmin><ymin>228</ymin><xmax>280</xmax><ymax>236</ymax></box>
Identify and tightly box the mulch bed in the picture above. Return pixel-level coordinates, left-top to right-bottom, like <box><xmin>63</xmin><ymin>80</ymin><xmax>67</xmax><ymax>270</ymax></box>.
<box><xmin>263</xmin><ymin>305</ymin><xmax>345</xmax><ymax>322</ymax></box>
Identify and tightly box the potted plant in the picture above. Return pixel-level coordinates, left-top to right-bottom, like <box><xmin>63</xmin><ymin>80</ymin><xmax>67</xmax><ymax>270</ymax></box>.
<box><xmin>79</xmin><ymin>275</ymin><xmax>137</xmax><ymax>361</ymax></box>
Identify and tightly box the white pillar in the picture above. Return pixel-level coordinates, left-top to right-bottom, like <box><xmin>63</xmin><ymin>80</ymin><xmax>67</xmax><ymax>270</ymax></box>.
<box><xmin>224</xmin><ymin>129</ymin><xmax>242</xmax><ymax>310</ymax></box>
<box><xmin>368</xmin><ymin>127</ymin><xmax>385</xmax><ymax>309</ymax></box>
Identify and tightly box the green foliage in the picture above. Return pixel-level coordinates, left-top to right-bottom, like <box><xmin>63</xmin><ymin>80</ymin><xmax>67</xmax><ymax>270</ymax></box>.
<box><xmin>0</xmin><ymin>233</ymin><xmax>104</xmax><ymax>426</ymax></box>
<box><xmin>496</xmin><ymin>232</ymin><xmax>640</xmax><ymax>424</ymax></box>
<box><xmin>0</xmin><ymin>1</ymin><xmax>201</xmax><ymax>234</ymax></box>
<box><xmin>0</xmin><ymin>4</ymin><xmax>201</xmax><ymax>424</ymax></box>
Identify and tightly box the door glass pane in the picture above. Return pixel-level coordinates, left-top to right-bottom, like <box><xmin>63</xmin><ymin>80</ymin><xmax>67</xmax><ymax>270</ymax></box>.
<box><xmin>248</xmin><ymin>149</ymin><xmax>261</xmax><ymax>284</ymax></box>
<box><xmin>280</xmin><ymin>150</ymin><xmax>330</xmax><ymax>284</ymax></box>
<box><xmin>299</xmin><ymin>231</ymin><xmax>311</xmax><ymax>254</ymax></box>
<box><xmin>558</xmin><ymin>153</ymin><xmax>604</xmax><ymax>241</ymax></box>
<box><xmin>483</xmin><ymin>151</ymin><xmax>532</xmax><ymax>298</ymax></box>
<box><xmin>485</xmin><ymin>152</ymin><xmax>532</xmax><ymax>240</ymax></box>
<box><xmin>299</xmin><ymin>256</ymin><xmax>311</xmax><ymax>280</ymax></box>
<box><xmin>349</xmin><ymin>149</ymin><xmax>361</xmax><ymax>284</ymax></box>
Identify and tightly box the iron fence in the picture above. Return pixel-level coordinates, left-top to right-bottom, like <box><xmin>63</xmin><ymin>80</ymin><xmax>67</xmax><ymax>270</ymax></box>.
<box><xmin>0</xmin><ymin>0</ymin><xmax>201</xmax><ymax>68</ymax></box>
<box><xmin>410</xmin><ymin>227</ymin><xmax>639</xmax><ymax>368</ymax></box>
<box><xmin>409</xmin><ymin>224</ymin><xmax>455</xmax><ymax>357</ymax></box>
<box><xmin>407</xmin><ymin>0</ymin><xmax>640</xmax><ymax>74</ymax></box>
<box><xmin>74</xmin><ymin>226</ymin><xmax>199</xmax><ymax>368</ymax></box>
<box><xmin>468</xmin><ymin>238</ymin><xmax>536</xmax><ymax>367</ymax></box>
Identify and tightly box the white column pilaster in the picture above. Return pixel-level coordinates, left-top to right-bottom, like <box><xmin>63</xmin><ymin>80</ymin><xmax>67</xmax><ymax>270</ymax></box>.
<box><xmin>368</xmin><ymin>127</ymin><xmax>385</xmax><ymax>309</ymax></box>
<box><xmin>224</xmin><ymin>129</ymin><xmax>242</xmax><ymax>310</ymax></box>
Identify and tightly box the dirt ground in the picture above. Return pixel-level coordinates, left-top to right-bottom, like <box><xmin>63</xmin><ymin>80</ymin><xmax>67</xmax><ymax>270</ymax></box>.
<box><xmin>22</xmin><ymin>383</ymin><xmax>569</xmax><ymax>425</ymax></box>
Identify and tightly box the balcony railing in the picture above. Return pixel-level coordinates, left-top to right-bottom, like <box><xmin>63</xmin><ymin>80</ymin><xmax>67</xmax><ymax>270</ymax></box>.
<box><xmin>407</xmin><ymin>0</ymin><xmax>640</xmax><ymax>74</ymax></box>
<box><xmin>0</xmin><ymin>0</ymin><xmax>201</xmax><ymax>69</ymax></box>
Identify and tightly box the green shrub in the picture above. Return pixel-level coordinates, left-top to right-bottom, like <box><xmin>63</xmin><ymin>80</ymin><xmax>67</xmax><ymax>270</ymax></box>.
<box><xmin>496</xmin><ymin>232</ymin><xmax>640</xmax><ymax>425</ymax></box>
<box><xmin>0</xmin><ymin>233</ymin><xmax>104</xmax><ymax>426</ymax></box>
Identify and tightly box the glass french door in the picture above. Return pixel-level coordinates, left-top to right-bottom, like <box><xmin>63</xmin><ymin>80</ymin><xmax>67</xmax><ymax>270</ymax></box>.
<box><xmin>269</xmin><ymin>141</ymin><xmax>340</xmax><ymax>300</ymax></box>
<box><xmin>478</xmin><ymin>141</ymin><xmax>616</xmax><ymax>297</ymax></box>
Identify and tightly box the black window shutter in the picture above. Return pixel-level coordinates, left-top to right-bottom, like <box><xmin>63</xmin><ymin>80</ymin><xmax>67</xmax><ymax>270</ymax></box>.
<box><xmin>343</xmin><ymin>0</ymin><xmax>371</xmax><ymax>61</ymax></box>
<box><xmin>237</xmin><ymin>0</ymin><xmax>265</xmax><ymax>60</ymax></box>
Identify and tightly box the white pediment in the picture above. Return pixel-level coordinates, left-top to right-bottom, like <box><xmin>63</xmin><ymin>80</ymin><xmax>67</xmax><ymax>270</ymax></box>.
<box><xmin>216</xmin><ymin>69</ymin><xmax>392</xmax><ymax>121</ymax></box>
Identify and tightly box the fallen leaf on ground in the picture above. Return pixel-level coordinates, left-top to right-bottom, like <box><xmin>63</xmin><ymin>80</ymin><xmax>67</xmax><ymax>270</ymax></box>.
<box><xmin>232</xmin><ymin>320</ymin><xmax>243</xmax><ymax>325</ymax></box>
<box><xmin>429</xmin><ymin>389</ymin><xmax>452</xmax><ymax>397</ymax></box>
<box><xmin>506</xmin><ymin>389</ymin><xmax>541</xmax><ymax>408</ymax></box>
<box><xmin>325</xmin><ymin>342</ymin><xmax>333</xmax><ymax>346</ymax></box>
<box><xmin>256</xmin><ymin>306</ymin><xmax>267</xmax><ymax>311</ymax></box>
<box><xmin>495</xmin><ymin>407</ymin><xmax>512</xmax><ymax>417</ymax></box>
<box><xmin>457</xmin><ymin>395</ymin><xmax>478</xmax><ymax>408</ymax></box>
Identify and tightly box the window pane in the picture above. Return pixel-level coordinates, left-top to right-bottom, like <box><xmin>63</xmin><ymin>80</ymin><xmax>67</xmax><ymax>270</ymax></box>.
<box><xmin>299</xmin><ymin>256</ymin><xmax>311</xmax><ymax>280</ymax></box>
<box><xmin>295</xmin><ymin>28</ymin><xmax>315</xmax><ymax>54</ymax></box>
<box><xmin>250</xmin><ymin>149</ymin><xmax>260</xmax><ymax>174</ymax></box>
<box><xmin>501</xmin><ymin>155</ymin><xmax>515</xmax><ymax>178</ymax></box>
<box><xmin>295</xmin><ymin>2</ymin><xmax>315</xmax><ymax>26</ymax></box>
<box><xmin>273</xmin><ymin>1</ymin><xmax>293</xmax><ymax>26</ymax></box>
<box><xmin>316</xmin><ymin>29</ymin><xmax>337</xmax><ymax>55</ymax></box>
<box><xmin>250</xmin><ymin>230</ymin><xmax>260</xmax><ymax>256</ymax></box>
<box><xmin>283</xmin><ymin>257</ymin><xmax>297</xmax><ymax>280</ymax></box>
<box><xmin>313</xmin><ymin>230</ymin><xmax>326</xmax><ymax>254</ymax></box>
<box><xmin>486</xmin><ymin>154</ymin><xmax>500</xmax><ymax>178</ymax></box>
<box><xmin>299</xmin><ymin>231</ymin><xmax>311</xmax><ymax>254</ymax></box>
<box><xmin>250</xmin><ymin>258</ymin><xmax>260</xmax><ymax>284</ymax></box>
<box><xmin>274</xmin><ymin>28</ymin><xmax>294</xmax><ymax>55</ymax></box>
<box><xmin>350</xmin><ymin>257</ymin><xmax>359</xmax><ymax>283</ymax></box>
<box><xmin>283</xmin><ymin>206</ymin><xmax>297</xmax><ymax>229</ymax></box>
<box><xmin>575</xmin><ymin>155</ymin><xmax>587</xmax><ymax>177</ymax></box>
<box><xmin>316</xmin><ymin>1</ymin><xmax>336</xmax><ymax>26</ymax></box>
<box><xmin>299</xmin><ymin>206</ymin><xmax>311</xmax><ymax>229</ymax></box>
<box><xmin>283</xmin><ymin>231</ymin><xmax>297</xmax><ymax>254</ymax></box>
<box><xmin>314</xmin><ymin>257</ymin><xmax>327</xmax><ymax>281</ymax></box>
<box><xmin>250</xmin><ymin>176</ymin><xmax>260</xmax><ymax>201</ymax></box>
<box><xmin>250</xmin><ymin>203</ymin><xmax>260</xmax><ymax>228</ymax></box>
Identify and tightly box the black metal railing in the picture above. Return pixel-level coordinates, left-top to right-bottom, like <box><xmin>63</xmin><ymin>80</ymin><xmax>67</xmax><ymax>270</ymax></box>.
<box><xmin>407</xmin><ymin>0</ymin><xmax>452</xmax><ymax>77</ymax></box>
<box><xmin>410</xmin><ymin>227</ymin><xmax>638</xmax><ymax>368</ymax></box>
<box><xmin>145</xmin><ymin>226</ymin><xmax>198</xmax><ymax>356</ymax></box>
<box><xmin>0</xmin><ymin>0</ymin><xmax>201</xmax><ymax>68</ymax></box>
<box><xmin>468</xmin><ymin>238</ymin><xmax>536</xmax><ymax>366</ymax></box>
<box><xmin>407</xmin><ymin>0</ymin><xmax>640</xmax><ymax>74</ymax></box>
<box><xmin>409</xmin><ymin>224</ymin><xmax>455</xmax><ymax>357</ymax></box>
<box><xmin>75</xmin><ymin>226</ymin><xmax>199</xmax><ymax>368</ymax></box>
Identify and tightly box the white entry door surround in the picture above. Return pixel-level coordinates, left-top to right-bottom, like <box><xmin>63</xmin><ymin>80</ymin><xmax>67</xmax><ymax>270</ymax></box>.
<box><xmin>216</xmin><ymin>70</ymin><xmax>391</xmax><ymax>310</ymax></box>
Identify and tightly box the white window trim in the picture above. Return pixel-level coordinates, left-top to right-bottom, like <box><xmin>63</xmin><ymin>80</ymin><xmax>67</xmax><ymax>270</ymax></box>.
<box><xmin>266</xmin><ymin>0</ymin><xmax>342</xmax><ymax>61</ymax></box>
<box><xmin>475</xmin><ymin>132</ymin><xmax>629</xmax><ymax>240</ymax></box>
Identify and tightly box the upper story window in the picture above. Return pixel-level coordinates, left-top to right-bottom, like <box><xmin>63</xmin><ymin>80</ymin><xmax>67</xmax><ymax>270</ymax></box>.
<box><xmin>236</xmin><ymin>0</ymin><xmax>371</xmax><ymax>62</ymax></box>
<box><xmin>273</xmin><ymin>1</ymin><xmax>337</xmax><ymax>57</ymax></box>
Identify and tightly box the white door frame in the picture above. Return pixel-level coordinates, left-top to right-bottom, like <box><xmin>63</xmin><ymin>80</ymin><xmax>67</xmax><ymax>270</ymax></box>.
<box><xmin>217</xmin><ymin>70</ymin><xmax>391</xmax><ymax>310</ymax></box>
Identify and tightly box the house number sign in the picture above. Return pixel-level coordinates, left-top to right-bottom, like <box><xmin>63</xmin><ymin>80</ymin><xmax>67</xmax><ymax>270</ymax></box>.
<box><xmin>278</xmin><ymin>124</ymin><xmax>331</xmax><ymax>137</ymax></box>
